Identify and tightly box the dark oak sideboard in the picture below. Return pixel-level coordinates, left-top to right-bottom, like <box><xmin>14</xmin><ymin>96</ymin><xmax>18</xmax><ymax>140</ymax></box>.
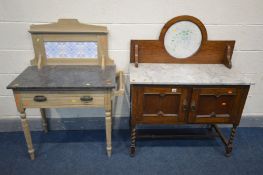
<box><xmin>131</xmin><ymin>85</ymin><xmax>249</xmax><ymax>125</ymax></box>
<box><xmin>129</xmin><ymin>64</ymin><xmax>251</xmax><ymax>157</ymax></box>
<box><xmin>129</xmin><ymin>15</ymin><xmax>253</xmax><ymax>157</ymax></box>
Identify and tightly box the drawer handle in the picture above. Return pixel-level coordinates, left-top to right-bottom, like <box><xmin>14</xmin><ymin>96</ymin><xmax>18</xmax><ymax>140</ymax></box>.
<box><xmin>80</xmin><ymin>96</ymin><xmax>93</xmax><ymax>102</ymax></box>
<box><xmin>33</xmin><ymin>95</ymin><xmax>47</xmax><ymax>102</ymax></box>
<box><xmin>228</xmin><ymin>90</ymin><xmax>233</xmax><ymax>94</ymax></box>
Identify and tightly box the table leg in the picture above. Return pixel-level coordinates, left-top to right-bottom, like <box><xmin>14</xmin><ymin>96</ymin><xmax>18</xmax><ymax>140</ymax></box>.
<box><xmin>40</xmin><ymin>108</ymin><xmax>48</xmax><ymax>133</ymax></box>
<box><xmin>225</xmin><ymin>124</ymin><xmax>238</xmax><ymax>157</ymax></box>
<box><xmin>129</xmin><ymin>124</ymin><xmax>136</xmax><ymax>157</ymax></box>
<box><xmin>105</xmin><ymin>111</ymin><xmax>112</xmax><ymax>157</ymax></box>
<box><xmin>19</xmin><ymin>109</ymin><xmax>35</xmax><ymax>160</ymax></box>
<box><xmin>207</xmin><ymin>124</ymin><xmax>213</xmax><ymax>131</ymax></box>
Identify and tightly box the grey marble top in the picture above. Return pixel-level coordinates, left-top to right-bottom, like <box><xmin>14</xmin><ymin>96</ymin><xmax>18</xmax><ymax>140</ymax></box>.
<box><xmin>129</xmin><ymin>63</ymin><xmax>253</xmax><ymax>85</ymax></box>
<box><xmin>7</xmin><ymin>65</ymin><xmax>116</xmax><ymax>90</ymax></box>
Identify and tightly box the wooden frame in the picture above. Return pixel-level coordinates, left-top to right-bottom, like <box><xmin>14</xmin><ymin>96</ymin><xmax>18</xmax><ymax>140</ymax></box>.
<box><xmin>160</xmin><ymin>15</ymin><xmax>207</xmax><ymax>59</ymax></box>
<box><xmin>29</xmin><ymin>19</ymin><xmax>114</xmax><ymax>69</ymax></box>
<box><xmin>159</xmin><ymin>15</ymin><xmax>208</xmax><ymax>43</ymax></box>
<box><xmin>130</xmin><ymin>15</ymin><xmax>235</xmax><ymax>68</ymax></box>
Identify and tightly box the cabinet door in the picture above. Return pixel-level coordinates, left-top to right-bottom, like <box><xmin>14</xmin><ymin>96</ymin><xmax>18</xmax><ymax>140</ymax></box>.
<box><xmin>136</xmin><ymin>86</ymin><xmax>190</xmax><ymax>124</ymax></box>
<box><xmin>188</xmin><ymin>87</ymin><xmax>248</xmax><ymax>124</ymax></box>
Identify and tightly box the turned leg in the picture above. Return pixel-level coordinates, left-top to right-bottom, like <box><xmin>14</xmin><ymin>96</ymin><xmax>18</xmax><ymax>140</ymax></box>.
<box><xmin>105</xmin><ymin>111</ymin><xmax>112</xmax><ymax>157</ymax></box>
<box><xmin>207</xmin><ymin>124</ymin><xmax>213</xmax><ymax>131</ymax></box>
<box><xmin>19</xmin><ymin>109</ymin><xmax>35</xmax><ymax>160</ymax></box>
<box><xmin>40</xmin><ymin>108</ymin><xmax>48</xmax><ymax>133</ymax></box>
<box><xmin>225</xmin><ymin>124</ymin><xmax>238</xmax><ymax>157</ymax></box>
<box><xmin>129</xmin><ymin>125</ymin><xmax>136</xmax><ymax>157</ymax></box>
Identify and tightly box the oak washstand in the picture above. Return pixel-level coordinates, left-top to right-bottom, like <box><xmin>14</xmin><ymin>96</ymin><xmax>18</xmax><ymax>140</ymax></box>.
<box><xmin>129</xmin><ymin>15</ymin><xmax>252</xmax><ymax>157</ymax></box>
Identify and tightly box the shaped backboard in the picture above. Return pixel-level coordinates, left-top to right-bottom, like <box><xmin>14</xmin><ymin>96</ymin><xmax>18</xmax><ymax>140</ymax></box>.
<box><xmin>130</xmin><ymin>15</ymin><xmax>235</xmax><ymax>68</ymax></box>
<box><xmin>29</xmin><ymin>19</ymin><xmax>113</xmax><ymax>69</ymax></box>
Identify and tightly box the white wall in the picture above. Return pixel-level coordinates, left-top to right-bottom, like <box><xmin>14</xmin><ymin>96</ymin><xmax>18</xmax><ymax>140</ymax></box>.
<box><xmin>0</xmin><ymin>0</ymin><xmax>263</xmax><ymax>121</ymax></box>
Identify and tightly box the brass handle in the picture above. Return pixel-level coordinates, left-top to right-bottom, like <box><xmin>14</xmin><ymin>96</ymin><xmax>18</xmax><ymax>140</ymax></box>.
<box><xmin>222</xmin><ymin>102</ymin><xmax>227</xmax><ymax>106</ymax></box>
<box><xmin>227</xmin><ymin>90</ymin><xmax>233</xmax><ymax>94</ymax></box>
<box><xmin>34</xmin><ymin>95</ymin><xmax>47</xmax><ymax>102</ymax></box>
<box><xmin>191</xmin><ymin>100</ymin><xmax>196</xmax><ymax>111</ymax></box>
<box><xmin>183</xmin><ymin>99</ymin><xmax>188</xmax><ymax>111</ymax></box>
<box><xmin>80</xmin><ymin>96</ymin><xmax>93</xmax><ymax>102</ymax></box>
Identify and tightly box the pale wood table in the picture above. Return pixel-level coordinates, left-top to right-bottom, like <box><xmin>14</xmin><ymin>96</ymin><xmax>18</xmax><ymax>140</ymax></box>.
<box><xmin>7</xmin><ymin>65</ymin><xmax>119</xmax><ymax>160</ymax></box>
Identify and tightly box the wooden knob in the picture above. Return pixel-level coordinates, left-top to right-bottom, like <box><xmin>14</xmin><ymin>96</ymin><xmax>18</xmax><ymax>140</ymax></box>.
<box><xmin>228</xmin><ymin>90</ymin><xmax>232</xmax><ymax>94</ymax></box>
<box><xmin>222</xmin><ymin>102</ymin><xmax>227</xmax><ymax>106</ymax></box>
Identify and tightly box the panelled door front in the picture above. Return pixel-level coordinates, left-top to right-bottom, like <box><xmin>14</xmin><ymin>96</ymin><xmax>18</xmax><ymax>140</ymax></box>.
<box><xmin>137</xmin><ymin>86</ymin><xmax>190</xmax><ymax>124</ymax></box>
<box><xmin>188</xmin><ymin>87</ymin><xmax>240</xmax><ymax>124</ymax></box>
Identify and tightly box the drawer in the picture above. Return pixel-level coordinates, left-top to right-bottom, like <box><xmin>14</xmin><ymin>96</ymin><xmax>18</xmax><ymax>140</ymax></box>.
<box><xmin>196</xmin><ymin>88</ymin><xmax>237</xmax><ymax>96</ymax></box>
<box><xmin>143</xmin><ymin>86</ymin><xmax>185</xmax><ymax>94</ymax></box>
<box><xmin>18</xmin><ymin>92</ymin><xmax>105</xmax><ymax>108</ymax></box>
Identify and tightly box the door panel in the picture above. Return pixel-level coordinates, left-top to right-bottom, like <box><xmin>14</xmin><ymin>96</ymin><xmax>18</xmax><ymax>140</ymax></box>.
<box><xmin>189</xmin><ymin>88</ymin><xmax>238</xmax><ymax>123</ymax></box>
<box><xmin>137</xmin><ymin>86</ymin><xmax>189</xmax><ymax>123</ymax></box>
<box><xmin>196</xmin><ymin>95</ymin><xmax>234</xmax><ymax>117</ymax></box>
<box><xmin>160</xmin><ymin>94</ymin><xmax>181</xmax><ymax>116</ymax></box>
<box><xmin>143</xmin><ymin>94</ymin><xmax>160</xmax><ymax>115</ymax></box>
<box><xmin>143</xmin><ymin>93</ymin><xmax>180</xmax><ymax>117</ymax></box>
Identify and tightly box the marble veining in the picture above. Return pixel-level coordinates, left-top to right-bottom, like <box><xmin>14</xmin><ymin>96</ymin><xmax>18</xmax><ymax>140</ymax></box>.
<box><xmin>129</xmin><ymin>63</ymin><xmax>253</xmax><ymax>85</ymax></box>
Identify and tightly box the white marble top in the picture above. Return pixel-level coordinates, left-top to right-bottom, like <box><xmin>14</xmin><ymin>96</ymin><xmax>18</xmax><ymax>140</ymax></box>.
<box><xmin>129</xmin><ymin>63</ymin><xmax>253</xmax><ymax>85</ymax></box>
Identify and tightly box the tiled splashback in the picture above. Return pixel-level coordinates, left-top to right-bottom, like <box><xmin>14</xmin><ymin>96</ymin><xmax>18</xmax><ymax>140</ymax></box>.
<box><xmin>44</xmin><ymin>41</ymin><xmax>98</xmax><ymax>58</ymax></box>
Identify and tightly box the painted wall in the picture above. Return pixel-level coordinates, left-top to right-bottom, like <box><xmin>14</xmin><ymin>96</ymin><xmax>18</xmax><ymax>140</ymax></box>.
<box><xmin>0</xmin><ymin>0</ymin><xmax>263</xmax><ymax>126</ymax></box>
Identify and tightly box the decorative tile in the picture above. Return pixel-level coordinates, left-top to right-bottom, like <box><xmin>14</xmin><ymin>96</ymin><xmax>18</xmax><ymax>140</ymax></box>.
<box><xmin>164</xmin><ymin>21</ymin><xmax>202</xmax><ymax>59</ymax></box>
<box><xmin>44</xmin><ymin>41</ymin><xmax>98</xmax><ymax>58</ymax></box>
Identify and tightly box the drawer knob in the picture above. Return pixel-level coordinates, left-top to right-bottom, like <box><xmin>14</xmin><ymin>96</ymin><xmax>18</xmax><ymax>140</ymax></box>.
<box><xmin>222</xmin><ymin>102</ymin><xmax>227</xmax><ymax>106</ymax></box>
<box><xmin>228</xmin><ymin>91</ymin><xmax>233</xmax><ymax>94</ymax></box>
<box><xmin>33</xmin><ymin>95</ymin><xmax>47</xmax><ymax>102</ymax></box>
<box><xmin>80</xmin><ymin>96</ymin><xmax>93</xmax><ymax>102</ymax></box>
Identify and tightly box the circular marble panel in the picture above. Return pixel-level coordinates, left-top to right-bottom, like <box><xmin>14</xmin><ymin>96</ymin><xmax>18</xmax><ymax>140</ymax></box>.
<box><xmin>164</xmin><ymin>21</ymin><xmax>202</xmax><ymax>59</ymax></box>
